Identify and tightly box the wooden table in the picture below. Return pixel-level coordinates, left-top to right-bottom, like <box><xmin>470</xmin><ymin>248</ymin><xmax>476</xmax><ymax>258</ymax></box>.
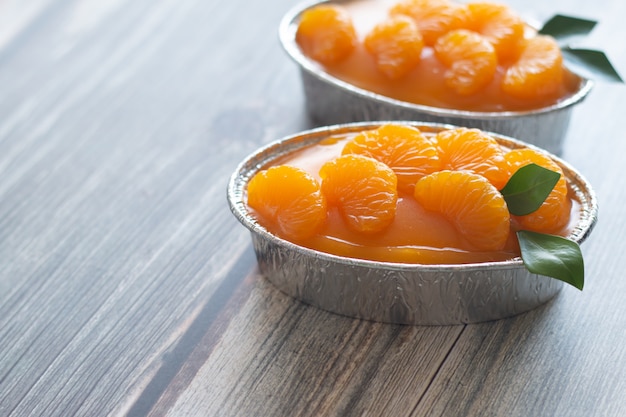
<box><xmin>1</xmin><ymin>0</ymin><xmax>625</xmax><ymax>416</ymax></box>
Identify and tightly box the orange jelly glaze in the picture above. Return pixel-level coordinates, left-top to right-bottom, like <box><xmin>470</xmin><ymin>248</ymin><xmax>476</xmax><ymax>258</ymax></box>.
<box><xmin>256</xmin><ymin>133</ymin><xmax>580</xmax><ymax>265</ymax></box>
<box><xmin>304</xmin><ymin>0</ymin><xmax>581</xmax><ymax>112</ymax></box>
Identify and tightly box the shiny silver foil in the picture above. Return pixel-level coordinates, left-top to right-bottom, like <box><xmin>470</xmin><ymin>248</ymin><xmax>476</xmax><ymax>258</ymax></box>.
<box><xmin>227</xmin><ymin>122</ymin><xmax>598</xmax><ymax>325</ymax></box>
<box><xmin>279</xmin><ymin>0</ymin><xmax>594</xmax><ymax>156</ymax></box>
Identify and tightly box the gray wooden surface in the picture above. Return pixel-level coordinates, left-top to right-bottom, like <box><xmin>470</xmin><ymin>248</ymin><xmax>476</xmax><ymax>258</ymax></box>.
<box><xmin>0</xmin><ymin>0</ymin><xmax>625</xmax><ymax>416</ymax></box>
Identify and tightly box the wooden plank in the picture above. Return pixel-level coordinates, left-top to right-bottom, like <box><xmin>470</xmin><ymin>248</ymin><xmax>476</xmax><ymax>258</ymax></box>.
<box><xmin>158</xmin><ymin>275</ymin><xmax>463</xmax><ymax>417</ymax></box>
<box><xmin>0</xmin><ymin>0</ymin><xmax>59</xmax><ymax>51</ymax></box>
<box><xmin>0</xmin><ymin>0</ymin><xmax>309</xmax><ymax>415</ymax></box>
<box><xmin>416</xmin><ymin>288</ymin><xmax>626</xmax><ymax>416</ymax></box>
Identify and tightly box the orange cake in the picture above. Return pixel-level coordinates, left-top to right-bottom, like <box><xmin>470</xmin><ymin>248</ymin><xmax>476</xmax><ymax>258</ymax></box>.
<box><xmin>246</xmin><ymin>124</ymin><xmax>579</xmax><ymax>264</ymax></box>
<box><xmin>295</xmin><ymin>0</ymin><xmax>580</xmax><ymax>112</ymax></box>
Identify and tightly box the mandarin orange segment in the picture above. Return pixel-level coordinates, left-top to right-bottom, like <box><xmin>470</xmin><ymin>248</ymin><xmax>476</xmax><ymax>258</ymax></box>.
<box><xmin>504</xmin><ymin>148</ymin><xmax>571</xmax><ymax>233</ymax></box>
<box><xmin>247</xmin><ymin>165</ymin><xmax>327</xmax><ymax>240</ymax></box>
<box><xmin>320</xmin><ymin>154</ymin><xmax>398</xmax><ymax>233</ymax></box>
<box><xmin>342</xmin><ymin>124</ymin><xmax>440</xmax><ymax>193</ymax></box>
<box><xmin>434</xmin><ymin>29</ymin><xmax>498</xmax><ymax>95</ymax></box>
<box><xmin>466</xmin><ymin>2</ymin><xmax>525</xmax><ymax>62</ymax></box>
<box><xmin>435</xmin><ymin>127</ymin><xmax>510</xmax><ymax>189</ymax></box>
<box><xmin>501</xmin><ymin>35</ymin><xmax>564</xmax><ymax>100</ymax></box>
<box><xmin>414</xmin><ymin>170</ymin><xmax>510</xmax><ymax>251</ymax></box>
<box><xmin>296</xmin><ymin>5</ymin><xmax>357</xmax><ymax>64</ymax></box>
<box><xmin>364</xmin><ymin>15</ymin><xmax>424</xmax><ymax>79</ymax></box>
<box><xmin>390</xmin><ymin>0</ymin><xmax>469</xmax><ymax>46</ymax></box>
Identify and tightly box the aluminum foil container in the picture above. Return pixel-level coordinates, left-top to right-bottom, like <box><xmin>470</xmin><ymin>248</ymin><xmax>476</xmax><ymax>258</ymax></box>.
<box><xmin>279</xmin><ymin>0</ymin><xmax>594</xmax><ymax>155</ymax></box>
<box><xmin>227</xmin><ymin>122</ymin><xmax>598</xmax><ymax>325</ymax></box>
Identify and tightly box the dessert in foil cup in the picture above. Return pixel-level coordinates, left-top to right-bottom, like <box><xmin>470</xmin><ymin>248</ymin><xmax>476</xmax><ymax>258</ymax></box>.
<box><xmin>227</xmin><ymin>122</ymin><xmax>598</xmax><ymax>325</ymax></box>
<box><xmin>279</xmin><ymin>0</ymin><xmax>593</xmax><ymax>155</ymax></box>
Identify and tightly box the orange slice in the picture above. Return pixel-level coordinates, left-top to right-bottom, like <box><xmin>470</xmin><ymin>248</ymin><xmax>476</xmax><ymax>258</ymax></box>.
<box><xmin>390</xmin><ymin>0</ymin><xmax>469</xmax><ymax>46</ymax></box>
<box><xmin>296</xmin><ymin>5</ymin><xmax>357</xmax><ymax>64</ymax></box>
<box><xmin>434</xmin><ymin>29</ymin><xmax>498</xmax><ymax>95</ymax></box>
<box><xmin>364</xmin><ymin>15</ymin><xmax>424</xmax><ymax>79</ymax></box>
<box><xmin>414</xmin><ymin>170</ymin><xmax>510</xmax><ymax>251</ymax></box>
<box><xmin>247</xmin><ymin>165</ymin><xmax>327</xmax><ymax>240</ymax></box>
<box><xmin>342</xmin><ymin>124</ymin><xmax>440</xmax><ymax>193</ymax></box>
<box><xmin>466</xmin><ymin>2</ymin><xmax>525</xmax><ymax>62</ymax></box>
<box><xmin>501</xmin><ymin>35</ymin><xmax>564</xmax><ymax>100</ymax></box>
<box><xmin>435</xmin><ymin>127</ymin><xmax>510</xmax><ymax>189</ymax></box>
<box><xmin>505</xmin><ymin>148</ymin><xmax>571</xmax><ymax>233</ymax></box>
<box><xmin>320</xmin><ymin>154</ymin><xmax>398</xmax><ymax>233</ymax></box>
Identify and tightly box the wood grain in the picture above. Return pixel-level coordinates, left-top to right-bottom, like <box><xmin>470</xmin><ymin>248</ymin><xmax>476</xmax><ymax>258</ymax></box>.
<box><xmin>0</xmin><ymin>0</ymin><xmax>625</xmax><ymax>416</ymax></box>
<box><xmin>160</xmin><ymin>275</ymin><xmax>463</xmax><ymax>417</ymax></box>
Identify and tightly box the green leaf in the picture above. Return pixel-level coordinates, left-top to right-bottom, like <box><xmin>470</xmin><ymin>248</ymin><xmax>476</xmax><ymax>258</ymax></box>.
<box><xmin>539</xmin><ymin>14</ymin><xmax>597</xmax><ymax>42</ymax></box>
<box><xmin>561</xmin><ymin>47</ymin><xmax>624</xmax><ymax>83</ymax></box>
<box><xmin>517</xmin><ymin>230</ymin><xmax>584</xmax><ymax>290</ymax></box>
<box><xmin>500</xmin><ymin>164</ymin><xmax>560</xmax><ymax>216</ymax></box>
<box><xmin>537</xmin><ymin>14</ymin><xmax>623</xmax><ymax>83</ymax></box>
